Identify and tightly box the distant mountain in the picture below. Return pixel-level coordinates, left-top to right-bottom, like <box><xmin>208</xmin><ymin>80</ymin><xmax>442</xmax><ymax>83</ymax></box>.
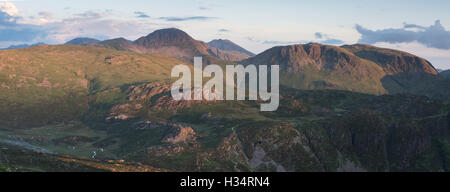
<box><xmin>134</xmin><ymin>28</ymin><xmax>210</xmax><ymax>57</ymax></box>
<box><xmin>2</xmin><ymin>42</ymin><xmax>46</xmax><ymax>50</ymax></box>
<box><xmin>241</xmin><ymin>43</ymin><xmax>447</xmax><ymax>98</ymax></box>
<box><xmin>207</xmin><ymin>39</ymin><xmax>255</xmax><ymax>57</ymax></box>
<box><xmin>441</xmin><ymin>70</ymin><xmax>450</xmax><ymax>78</ymax></box>
<box><xmin>133</xmin><ymin>28</ymin><xmax>251</xmax><ymax>62</ymax></box>
<box><xmin>90</xmin><ymin>38</ymin><xmax>138</xmax><ymax>52</ymax></box>
<box><xmin>65</xmin><ymin>37</ymin><xmax>100</xmax><ymax>45</ymax></box>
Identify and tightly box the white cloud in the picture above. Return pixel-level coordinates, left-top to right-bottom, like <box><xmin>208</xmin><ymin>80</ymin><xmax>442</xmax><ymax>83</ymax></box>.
<box><xmin>41</xmin><ymin>11</ymin><xmax>159</xmax><ymax>43</ymax></box>
<box><xmin>357</xmin><ymin>20</ymin><xmax>450</xmax><ymax>50</ymax></box>
<box><xmin>0</xmin><ymin>2</ymin><xmax>18</xmax><ymax>16</ymax></box>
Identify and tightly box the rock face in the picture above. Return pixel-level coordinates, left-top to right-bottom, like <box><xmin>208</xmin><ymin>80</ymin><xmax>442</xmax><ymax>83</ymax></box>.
<box><xmin>105</xmin><ymin>82</ymin><xmax>210</xmax><ymax>122</ymax></box>
<box><xmin>207</xmin><ymin>39</ymin><xmax>255</xmax><ymax>57</ymax></box>
<box><xmin>243</xmin><ymin>43</ymin><xmax>379</xmax><ymax>73</ymax></box>
<box><xmin>237</xmin><ymin>121</ymin><xmax>322</xmax><ymax>172</ymax></box>
<box><xmin>242</xmin><ymin>43</ymin><xmax>388</xmax><ymax>94</ymax></box>
<box><xmin>163</xmin><ymin>125</ymin><xmax>197</xmax><ymax>144</ymax></box>
<box><xmin>243</xmin><ymin>43</ymin><xmax>437</xmax><ymax>75</ymax></box>
<box><xmin>328</xmin><ymin>109</ymin><xmax>448</xmax><ymax>172</ymax></box>
<box><xmin>104</xmin><ymin>82</ymin><xmax>218</xmax><ymax>122</ymax></box>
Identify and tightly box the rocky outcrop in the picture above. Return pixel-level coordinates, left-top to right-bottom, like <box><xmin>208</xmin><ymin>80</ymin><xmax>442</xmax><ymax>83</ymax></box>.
<box><xmin>237</xmin><ymin>121</ymin><xmax>323</xmax><ymax>172</ymax></box>
<box><xmin>328</xmin><ymin>109</ymin><xmax>448</xmax><ymax>171</ymax></box>
<box><xmin>105</xmin><ymin>83</ymin><xmax>208</xmax><ymax>122</ymax></box>
<box><xmin>163</xmin><ymin>125</ymin><xmax>197</xmax><ymax>144</ymax></box>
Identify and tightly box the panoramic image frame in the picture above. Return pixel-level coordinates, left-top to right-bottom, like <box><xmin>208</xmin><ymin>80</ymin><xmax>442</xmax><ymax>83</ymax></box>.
<box><xmin>0</xmin><ymin>0</ymin><xmax>449</xmax><ymax>189</ymax></box>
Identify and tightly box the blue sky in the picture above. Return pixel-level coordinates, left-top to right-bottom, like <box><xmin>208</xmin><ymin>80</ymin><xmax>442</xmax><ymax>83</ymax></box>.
<box><xmin>2</xmin><ymin>0</ymin><xmax>450</xmax><ymax>69</ymax></box>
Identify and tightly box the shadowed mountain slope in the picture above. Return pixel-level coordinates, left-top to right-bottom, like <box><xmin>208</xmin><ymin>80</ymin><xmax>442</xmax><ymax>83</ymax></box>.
<box><xmin>441</xmin><ymin>70</ymin><xmax>450</xmax><ymax>78</ymax></box>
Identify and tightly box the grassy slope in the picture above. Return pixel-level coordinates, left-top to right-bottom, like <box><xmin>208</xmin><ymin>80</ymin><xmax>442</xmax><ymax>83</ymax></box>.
<box><xmin>0</xmin><ymin>45</ymin><xmax>186</xmax><ymax>128</ymax></box>
<box><xmin>279</xmin><ymin>61</ymin><xmax>387</xmax><ymax>95</ymax></box>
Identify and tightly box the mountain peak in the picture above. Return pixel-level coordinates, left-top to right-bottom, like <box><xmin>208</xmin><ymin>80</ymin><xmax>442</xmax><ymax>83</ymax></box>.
<box><xmin>207</xmin><ymin>39</ymin><xmax>255</xmax><ymax>56</ymax></box>
<box><xmin>135</xmin><ymin>28</ymin><xmax>197</xmax><ymax>48</ymax></box>
<box><xmin>151</xmin><ymin>28</ymin><xmax>189</xmax><ymax>35</ymax></box>
<box><xmin>148</xmin><ymin>28</ymin><xmax>192</xmax><ymax>38</ymax></box>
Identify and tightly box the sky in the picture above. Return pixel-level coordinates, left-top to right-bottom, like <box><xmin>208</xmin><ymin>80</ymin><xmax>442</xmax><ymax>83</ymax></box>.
<box><xmin>1</xmin><ymin>0</ymin><xmax>450</xmax><ymax>69</ymax></box>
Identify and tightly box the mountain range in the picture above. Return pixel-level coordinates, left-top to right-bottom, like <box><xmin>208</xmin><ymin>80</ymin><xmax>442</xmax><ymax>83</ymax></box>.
<box><xmin>1</xmin><ymin>42</ymin><xmax>46</xmax><ymax>50</ymax></box>
<box><xmin>62</xmin><ymin>28</ymin><xmax>254</xmax><ymax>62</ymax></box>
<box><xmin>60</xmin><ymin>28</ymin><xmax>449</xmax><ymax>98</ymax></box>
<box><xmin>0</xmin><ymin>28</ymin><xmax>449</xmax><ymax>172</ymax></box>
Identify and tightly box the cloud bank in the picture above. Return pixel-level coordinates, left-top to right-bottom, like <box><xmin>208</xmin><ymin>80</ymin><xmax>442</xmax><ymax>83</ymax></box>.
<box><xmin>0</xmin><ymin>2</ymin><xmax>220</xmax><ymax>47</ymax></box>
<box><xmin>0</xmin><ymin>4</ymin><xmax>47</xmax><ymax>42</ymax></box>
<box><xmin>0</xmin><ymin>2</ymin><xmax>19</xmax><ymax>16</ymax></box>
<box><xmin>356</xmin><ymin>20</ymin><xmax>450</xmax><ymax>50</ymax></box>
<box><xmin>0</xmin><ymin>3</ymin><xmax>155</xmax><ymax>46</ymax></box>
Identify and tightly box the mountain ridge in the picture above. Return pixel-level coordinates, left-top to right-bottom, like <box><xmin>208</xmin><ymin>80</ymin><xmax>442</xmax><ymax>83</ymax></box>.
<box><xmin>2</xmin><ymin>42</ymin><xmax>46</xmax><ymax>50</ymax></box>
<box><xmin>342</xmin><ymin>44</ymin><xmax>438</xmax><ymax>75</ymax></box>
<box><xmin>65</xmin><ymin>37</ymin><xmax>101</xmax><ymax>45</ymax></box>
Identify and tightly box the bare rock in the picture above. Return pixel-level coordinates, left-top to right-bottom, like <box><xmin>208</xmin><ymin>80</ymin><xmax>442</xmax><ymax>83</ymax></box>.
<box><xmin>163</xmin><ymin>125</ymin><xmax>196</xmax><ymax>144</ymax></box>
